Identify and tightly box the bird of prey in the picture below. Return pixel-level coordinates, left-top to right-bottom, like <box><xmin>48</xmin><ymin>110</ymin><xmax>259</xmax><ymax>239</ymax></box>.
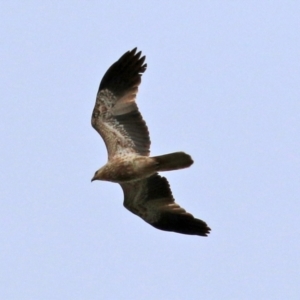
<box><xmin>91</xmin><ymin>48</ymin><xmax>210</xmax><ymax>236</ymax></box>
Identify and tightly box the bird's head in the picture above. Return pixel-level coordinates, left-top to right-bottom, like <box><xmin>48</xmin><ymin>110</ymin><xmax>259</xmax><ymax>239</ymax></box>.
<box><xmin>91</xmin><ymin>167</ymin><xmax>106</xmax><ymax>182</ymax></box>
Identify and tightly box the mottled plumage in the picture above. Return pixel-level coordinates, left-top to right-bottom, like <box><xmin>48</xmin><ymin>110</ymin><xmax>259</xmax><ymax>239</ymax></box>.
<box><xmin>91</xmin><ymin>48</ymin><xmax>210</xmax><ymax>236</ymax></box>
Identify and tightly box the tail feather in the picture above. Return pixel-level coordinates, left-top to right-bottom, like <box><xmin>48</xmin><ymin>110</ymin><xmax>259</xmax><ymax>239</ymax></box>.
<box><xmin>152</xmin><ymin>152</ymin><xmax>193</xmax><ymax>172</ymax></box>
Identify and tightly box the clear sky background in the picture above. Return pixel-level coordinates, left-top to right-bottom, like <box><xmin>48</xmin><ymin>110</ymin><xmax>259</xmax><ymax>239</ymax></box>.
<box><xmin>1</xmin><ymin>1</ymin><xmax>299</xmax><ymax>299</ymax></box>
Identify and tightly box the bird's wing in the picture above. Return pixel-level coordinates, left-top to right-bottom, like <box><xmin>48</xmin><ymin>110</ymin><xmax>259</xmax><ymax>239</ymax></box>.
<box><xmin>121</xmin><ymin>174</ymin><xmax>211</xmax><ymax>236</ymax></box>
<box><xmin>92</xmin><ymin>48</ymin><xmax>150</xmax><ymax>159</ymax></box>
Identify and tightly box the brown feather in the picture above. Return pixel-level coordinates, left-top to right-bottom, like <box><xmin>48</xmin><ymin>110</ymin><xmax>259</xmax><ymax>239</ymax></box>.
<box><xmin>121</xmin><ymin>174</ymin><xmax>211</xmax><ymax>236</ymax></box>
<box><xmin>91</xmin><ymin>48</ymin><xmax>150</xmax><ymax>158</ymax></box>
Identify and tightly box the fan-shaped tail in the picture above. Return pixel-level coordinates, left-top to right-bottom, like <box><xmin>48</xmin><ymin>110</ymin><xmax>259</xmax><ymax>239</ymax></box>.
<box><xmin>152</xmin><ymin>152</ymin><xmax>193</xmax><ymax>172</ymax></box>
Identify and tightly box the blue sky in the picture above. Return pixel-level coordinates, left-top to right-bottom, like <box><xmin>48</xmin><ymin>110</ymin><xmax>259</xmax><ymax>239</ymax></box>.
<box><xmin>1</xmin><ymin>1</ymin><xmax>300</xmax><ymax>299</ymax></box>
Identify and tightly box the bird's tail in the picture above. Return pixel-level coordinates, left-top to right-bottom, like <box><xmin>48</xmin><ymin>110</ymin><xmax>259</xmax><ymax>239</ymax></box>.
<box><xmin>152</xmin><ymin>152</ymin><xmax>193</xmax><ymax>172</ymax></box>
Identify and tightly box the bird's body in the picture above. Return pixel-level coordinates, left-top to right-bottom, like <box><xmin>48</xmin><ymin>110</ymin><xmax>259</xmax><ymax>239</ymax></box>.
<box><xmin>91</xmin><ymin>48</ymin><xmax>211</xmax><ymax>236</ymax></box>
<box><xmin>94</xmin><ymin>155</ymin><xmax>157</xmax><ymax>183</ymax></box>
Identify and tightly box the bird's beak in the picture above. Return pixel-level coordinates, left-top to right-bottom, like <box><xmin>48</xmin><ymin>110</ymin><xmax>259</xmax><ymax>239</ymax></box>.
<box><xmin>91</xmin><ymin>176</ymin><xmax>96</xmax><ymax>182</ymax></box>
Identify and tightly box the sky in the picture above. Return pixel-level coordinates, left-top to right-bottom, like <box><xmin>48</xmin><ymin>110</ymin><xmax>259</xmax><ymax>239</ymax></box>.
<box><xmin>1</xmin><ymin>1</ymin><xmax>300</xmax><ymax>299</ymax></box>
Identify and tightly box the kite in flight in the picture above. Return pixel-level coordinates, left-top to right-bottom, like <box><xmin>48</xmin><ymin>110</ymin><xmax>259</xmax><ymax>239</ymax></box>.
<box><xmin>91</xmin><ymin>48</ymin><xmax>211</xmax><ymax>236</ymax></box>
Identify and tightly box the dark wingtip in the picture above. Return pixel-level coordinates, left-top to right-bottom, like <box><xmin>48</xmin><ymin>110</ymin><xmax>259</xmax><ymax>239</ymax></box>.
<box><xmin>152</xmin><ymin>213</ymin><xmax>211</xmax><ymax>237</ymax></box>
<box><xmin>130</xmin><ymin>47</ymin><xmax>137</xmax><ymax>54</ymax></box>
<box><xmin>99</xmin><ymin>48</ymin><xmax>147</xmax><ymax>96</ymax></box>
<box><xmin>202</xmin><ymin>225</ymin><xmax>211</xmax><ymax>237</ymax></box>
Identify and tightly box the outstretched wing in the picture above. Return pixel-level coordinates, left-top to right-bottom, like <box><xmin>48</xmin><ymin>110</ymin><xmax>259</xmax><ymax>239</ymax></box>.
<box><xmin>92</xmin><ymin>48</ymin><xmax>150</xmax><ymax>159</ymax></box>
<box><xmin>121</xmin><ymin>174</ymin><xmax>211</xmax><ymax>236</ymax></box>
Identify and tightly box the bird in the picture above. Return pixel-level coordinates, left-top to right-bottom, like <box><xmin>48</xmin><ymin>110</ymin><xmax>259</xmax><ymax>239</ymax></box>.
<box><xmin>91</xmin><ymin>48</ymin><xmax>211</xmax><ymax>236</ymax></box>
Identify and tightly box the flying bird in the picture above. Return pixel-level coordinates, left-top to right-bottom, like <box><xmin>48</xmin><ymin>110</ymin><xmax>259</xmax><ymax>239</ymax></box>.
<box><xmin>91</xmin><ymin>48</ymin><xmax>211</xmax><ymax>236</ymax></box>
